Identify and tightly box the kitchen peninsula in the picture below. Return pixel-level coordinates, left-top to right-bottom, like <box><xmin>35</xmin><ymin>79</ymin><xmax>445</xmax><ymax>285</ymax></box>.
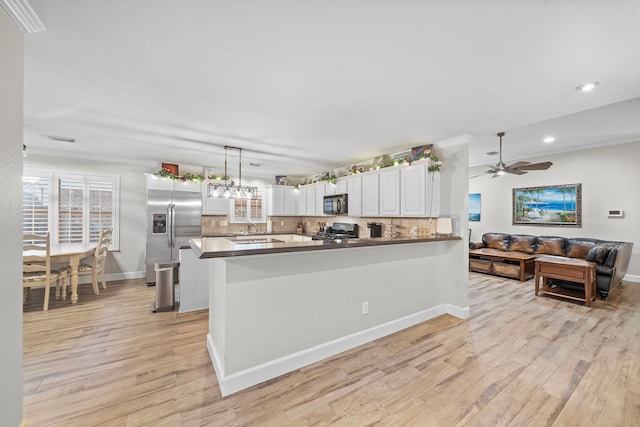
<box><xmin>189</xmin><ymin>233</ymin><xmax>468</xmax><ymax>396</ymax></box>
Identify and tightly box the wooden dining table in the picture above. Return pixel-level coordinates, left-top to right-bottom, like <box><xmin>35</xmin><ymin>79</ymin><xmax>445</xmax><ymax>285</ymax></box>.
<box><xmin>49</xmin><ymin>243</ymin><xmax>96</xmax><ymax>304</ymax></box>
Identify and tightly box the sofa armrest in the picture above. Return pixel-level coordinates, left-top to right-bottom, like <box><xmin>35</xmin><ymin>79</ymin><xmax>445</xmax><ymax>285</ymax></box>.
<box><xmin>469</xmin><ymin>242</ymin><xmax>484</xmax><ymax>250</ymax></box>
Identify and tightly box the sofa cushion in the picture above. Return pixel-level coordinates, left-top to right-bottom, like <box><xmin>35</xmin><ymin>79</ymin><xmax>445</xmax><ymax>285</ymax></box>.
<box><xmin>566</xmin><ymin>238</ymin><xmax>600</xmax><ymax>259</ymax></box>
<box><xmin>482</xmin><ymin>233</ymin><xmax>510</xmax><ymax>251</ymax></box>
<box><xmin>535</xmin><ymin>236</ymin><xmax>566</xmax><ymax>256</ymax></box>
<box><xmin>508</xmin><ymin>235</ymin><xmax>537</xmax><ymax>254</ymax></box>
<box><xmin>586</xmin><ymin>245</ymin><xmax>611</xmax><ymax>264</ymax></box>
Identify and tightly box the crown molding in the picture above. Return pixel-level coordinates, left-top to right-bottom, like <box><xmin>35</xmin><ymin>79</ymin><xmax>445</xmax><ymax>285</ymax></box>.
<box><xmin>0</xmin><ymin>0</ymin><xmax>45</xmax><ymax>33</ymax></box>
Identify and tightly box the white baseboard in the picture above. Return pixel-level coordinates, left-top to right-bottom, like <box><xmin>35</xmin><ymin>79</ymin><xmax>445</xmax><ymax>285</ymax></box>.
<box><xmin>207</xmin><ymin>303</ymin><xmax>469</xmax><ymax>397</ymax></box>
<box><xmin>75</xmin><ymin>271</ymin><xmax>146</xmax><ymax>285</ymax></box>
<box><xmin>624</xmin><ymin>274</ymin><xmax>640</xmax><ymax>283</ymax></box>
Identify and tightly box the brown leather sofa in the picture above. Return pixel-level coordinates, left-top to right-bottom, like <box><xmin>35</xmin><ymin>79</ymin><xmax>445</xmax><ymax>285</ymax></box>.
<box><xmin>470</xmin><ymin>232</ymin><xmax>633</xmax><ymax>300</ymax></box>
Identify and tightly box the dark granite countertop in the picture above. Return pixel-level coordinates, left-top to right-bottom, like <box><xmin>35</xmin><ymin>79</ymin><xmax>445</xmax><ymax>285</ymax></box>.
<box><xmin>190</xmin><ymin>233</ymin><xmax>461</xmax><ymax>259</ymax></box>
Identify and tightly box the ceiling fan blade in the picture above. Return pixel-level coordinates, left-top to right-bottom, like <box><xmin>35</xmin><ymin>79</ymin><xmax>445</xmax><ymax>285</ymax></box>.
<box><xmin>514</xmin><ymin>161</ymin><xmax>553</xmax><ymax>171</ymax></box>
<box><xmin>505</xmin><ymin>161</ymin><xmax>530</xmax><ymax>169</ymax></box>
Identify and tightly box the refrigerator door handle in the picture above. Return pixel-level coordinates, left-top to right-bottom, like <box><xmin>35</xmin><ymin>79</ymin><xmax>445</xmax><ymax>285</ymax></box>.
<box><xmin>167</xmin><ymin>204</ymin><xmax>173</xmax><ymax>247</ymax></box>
<box><xmin>170</xmin><ymin>204</ymin><xmax>176</xmax><ymax>248</ymax></box>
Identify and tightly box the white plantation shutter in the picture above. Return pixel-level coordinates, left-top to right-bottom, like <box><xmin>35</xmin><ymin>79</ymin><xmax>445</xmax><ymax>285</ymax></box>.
<box><xmin>89</xmin><ymin>178</ymin><xmax>114</xmax><ymax>243</ymax></box>
<box><xmin>58</xmin><ymin>177</ymin><xmax>85</xmax><ymax>243</ymax></box>
<box><xmin>22</xmin><ymin>173</ymin><xmax>52</xmax><ymax>234</ymax></box>
<box><xmin>23</xmin><ymin>169</ymin><xmax>119</xmax><ymax>249</ymax></box>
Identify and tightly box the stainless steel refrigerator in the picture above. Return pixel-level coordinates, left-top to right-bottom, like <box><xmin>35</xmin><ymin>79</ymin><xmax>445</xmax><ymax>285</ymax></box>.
<box><xmin>146</xmin><ymin>189</ymin><xmax>202</xmax><ymax>283</ymax></box>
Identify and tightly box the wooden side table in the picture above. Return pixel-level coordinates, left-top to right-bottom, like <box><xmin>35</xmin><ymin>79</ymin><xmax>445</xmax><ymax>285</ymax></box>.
<box><xmin>534</xmin><ymin>255</ymin><xmax>596</xmax><ymax>306</ymax></box>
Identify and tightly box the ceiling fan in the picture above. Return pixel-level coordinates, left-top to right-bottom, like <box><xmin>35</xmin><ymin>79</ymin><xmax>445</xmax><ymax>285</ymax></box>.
<box><xmin>480</xmin><ymin>132</ymin><xmax>553</xmax><ymax>178</ymax></box>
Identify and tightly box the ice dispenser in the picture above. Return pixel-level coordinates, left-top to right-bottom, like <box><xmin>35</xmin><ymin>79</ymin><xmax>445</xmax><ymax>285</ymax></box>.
<box><xmin>152</xmin><ymin>213</ymin><xmax>167</xmax><ymax>234</ymax></box>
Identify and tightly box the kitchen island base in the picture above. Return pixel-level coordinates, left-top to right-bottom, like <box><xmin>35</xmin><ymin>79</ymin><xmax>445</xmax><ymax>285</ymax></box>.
<box><xmin>203</xmin><ymin>240</ymin><xmax>468</xmax><ymax>396</ymax></box>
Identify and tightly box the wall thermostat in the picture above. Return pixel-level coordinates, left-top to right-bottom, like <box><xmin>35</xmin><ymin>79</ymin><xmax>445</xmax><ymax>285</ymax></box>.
<box><xmin>608</xmin><ymin>209</ymin><xmax>624</xmax><ymax>218</ymax></box>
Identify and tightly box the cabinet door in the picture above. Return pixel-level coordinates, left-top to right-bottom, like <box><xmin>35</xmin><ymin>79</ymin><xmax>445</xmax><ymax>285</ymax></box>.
<box><xmin>361</xmin><ymin>172</ymin><xmax>379</xmax><ymax>216</ymax></box>
<box><xmin>426</xmin><ymin>171</ymin><xmax>440</xmax><ymax>217</ymax></box>
<box><xmin>325</xmin><ymin>182</ymin><xmax>336</xmax><ymax>196</ymax></box>
<box><xmin>346</xmin><ymin>175</ymin><xmax>362</xmax><ymax>216</ymax></box>
<box><xmin>315</xmin><ymin>183</ymin><xmax>326</xmax><ymax>216</ymax></box>
<box><xmin>305</xmin><ymin>185</ymin><xmax>316</xmax><ymax>216</ymax></box>
<box><xmin>401</xmin><ymin>164</ymin><xmax>427</xmax><ymax>216</ymax></box>
<box><xmin>283</xmin><ymin>186</ymin><xmax>297</xmax><ymax>215</ymax></box>
<box><xmin>267</xmin><ymin>185</ymin><xmax>296</xmax><ymax>216</ymax></box>
<box><xmin>202</xmin><ymin>184</ymin><xmax>230</xmax><ymax>215</ymax></box>
<box><xmin>295</xmin><ymin>186</ymin><xmax>307</xmax><ymax>216</ymax></box>
<box><xmin>379</xmin><ymin>168</ymin><xmax>400</xmax><ymax>216</ymax></box>
<box><xmin>335</xmin><ymin>178</ymin><xmax>347</xmax><ymax>194</ymax></box>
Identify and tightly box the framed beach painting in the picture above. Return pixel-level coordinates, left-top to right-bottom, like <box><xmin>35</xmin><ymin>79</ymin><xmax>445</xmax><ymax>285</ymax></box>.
<box><xmin>469</xmin><ymin>193</ymin><xmax>481</xmax><ymax>222</ymax></box>
<box><xmin>512</xmin><ymin>183</ymin><xmax>582</xmax><ymax>227</ymax></box>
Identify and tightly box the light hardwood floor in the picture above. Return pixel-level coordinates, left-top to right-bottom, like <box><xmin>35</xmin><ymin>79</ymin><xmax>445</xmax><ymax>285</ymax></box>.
<box><xmin>23</xmin><ymin>273</ymin><xmax>640</xmax><ymax>426</ymax></box>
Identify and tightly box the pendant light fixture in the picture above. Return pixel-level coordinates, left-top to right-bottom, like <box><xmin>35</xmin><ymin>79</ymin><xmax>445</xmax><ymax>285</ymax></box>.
<box><xmin>207</xmin><ymin>146</ymin><xmax>257</xmax><ymax>199</ymax></box>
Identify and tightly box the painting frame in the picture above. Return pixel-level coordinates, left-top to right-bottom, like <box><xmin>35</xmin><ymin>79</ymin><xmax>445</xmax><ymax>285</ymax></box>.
<box><xmin>161</xmin><ymin>163</ymin><xmax>179</xmax><ymax>176</ymax></box>
<box><xmin>512</xmin><ymin>183</ymin><xmax>582</xmax><ymax>227</ymax></box>
<box><xmin>469</xmin><ymin>193</ymin><xmax>481</xmax><ymax>222</ymax></box>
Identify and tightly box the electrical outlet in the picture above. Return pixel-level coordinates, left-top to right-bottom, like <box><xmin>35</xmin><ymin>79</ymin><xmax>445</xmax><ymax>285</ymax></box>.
<box><xmin>210</xmin><ymin>219</ymin><xmax>215</xmax><ymax>226</ymax></box>
<box><xmin>220</xmin><ymin>220</ymin><xmax>228</xmax><ymax>227</ymax></box>
<box><xmin>280</xmin><ymin>220</ymin><xmax>285</xmax><ymax>226</ymax></box>
<box><xmin>362</xmin><ymin>301</ymin><xmax>369</xmax><ymax>315</ymax></box>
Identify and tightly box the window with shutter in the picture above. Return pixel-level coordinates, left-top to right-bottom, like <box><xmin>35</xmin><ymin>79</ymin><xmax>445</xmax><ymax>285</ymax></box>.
<box><xmin>22</xmin><ymin>169</ymin><xmax>120</xmax><ymax>249</ymax></box>
<box><xmin>58</xmin><ymin>178</ymin><xmax>85</xmax><ymax>243</ymax></box>
<box><xmin>22</xmin><ymin>172</ymin><xmax>51</xmax><ymax>235</ymax></box>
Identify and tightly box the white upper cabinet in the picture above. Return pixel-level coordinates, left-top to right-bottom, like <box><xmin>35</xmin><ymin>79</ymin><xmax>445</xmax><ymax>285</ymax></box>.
<box><xmin>267</xmin><ymin>185</ymin><xmax>297</xmax><ymax>216</ymax></box>
<box><xmin>305</xmin><ymin>184</ymin><xmax>316</xmax><ymax>216</ymax></box>
<box><xmin>202</xmin><ymin>192</ymin><xmax>231</xmax><ymax>215</ymax></box>
<box><xmin>314</xmin><ymin>182</ymin><xmax>326</xmax><ymax>216</ymax></box>
<box><xmin>361</xmin><ymin>171</ymin><xmax>379</xmax><ymax>216</ymax></box>
<box><xmin>378</xmin><ymin>168</ymin><xmax>401</xmax><ymax>216</ymax></box>
<box><xmin>346</xmin><ymin>175</ymin><xmax>362</xmax><ymax>216</ymax></box>
<box><xmin>400</xmin><ymin>163</ymin><xmax>427</xmax><ymax>216</ymax></box>
<box><xmin>295</xmin><ymin>186</ymin><xmax>307</xmax><ymax>216</ymax></box>
<box><xmin>335</xmin><ymin>178</ymin><xmax>347</xmax><ymax>194</ymax></box>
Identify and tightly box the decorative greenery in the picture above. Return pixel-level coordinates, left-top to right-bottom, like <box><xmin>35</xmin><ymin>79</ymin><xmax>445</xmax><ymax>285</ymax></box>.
<box><xmin>154</xmin><ymin>169</ymin><xmax>207</xmax><ymax>182</ymax></box>
<box><xmin>427</xmin><ymin>154</ymin><xmax>442</xmax><ymax>173</ymax></box>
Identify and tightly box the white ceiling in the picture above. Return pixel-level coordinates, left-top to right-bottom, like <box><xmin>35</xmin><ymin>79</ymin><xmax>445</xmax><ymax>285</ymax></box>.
<box><xmin>20</xmin><ymin>1</ymin><xmax>640</xmax><ymax>178</ymax></box>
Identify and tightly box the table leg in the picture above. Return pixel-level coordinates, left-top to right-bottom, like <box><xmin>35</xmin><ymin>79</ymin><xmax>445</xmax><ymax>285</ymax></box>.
<box><xmin>534</xmin><ymin>263</ymin><xmax>540</xmax><ymax>296</ymax></box>
<box><xmin>70</xmin><ymin>264</ymin><xmax>79</xmax><ymax>304</ymax></box>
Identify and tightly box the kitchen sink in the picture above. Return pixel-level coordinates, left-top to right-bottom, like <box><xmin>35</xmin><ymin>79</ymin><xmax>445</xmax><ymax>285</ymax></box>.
<box><xmin>232</xmin><ymin>237</ymin><xmax>284</xmax><ymax>244</ymax></box>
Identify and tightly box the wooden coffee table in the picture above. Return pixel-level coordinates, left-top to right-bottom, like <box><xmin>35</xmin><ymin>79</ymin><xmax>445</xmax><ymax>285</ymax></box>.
<box><xmin>534</xmin><ymin>255</ymin><xmax>596</xmax><ymax>306</ymax></box>
<box><xmin>468</xmin><ymin>248</ymin><xmax>536</xmax><ymax>281</ymax></box>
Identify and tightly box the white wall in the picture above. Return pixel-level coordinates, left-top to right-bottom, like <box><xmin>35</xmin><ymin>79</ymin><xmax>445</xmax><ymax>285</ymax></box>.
<box><xmin>25</xmin><ymin>155</ymin><xmax>151</xmax><ymax>279</ymax></box>
<box><xmin>469</xmin><ymin>140</ymin><xmax>640</xmax><ymax>277</ymax></box>
<box><xmin>0</xmin><ymin>13</ymin><xmax>25</xmax><ymax>425</ymax></box>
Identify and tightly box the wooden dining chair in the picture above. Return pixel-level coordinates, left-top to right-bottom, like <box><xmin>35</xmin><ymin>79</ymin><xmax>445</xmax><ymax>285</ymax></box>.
<box><xmin>23</xmin><ymin>232</ymin><xmax>66</xmax><ymax>311</ymax></box>
<box><xmin>61</xmin><ymin>228</ymin><xmax>112</xmax><ymax>297</ymax></box>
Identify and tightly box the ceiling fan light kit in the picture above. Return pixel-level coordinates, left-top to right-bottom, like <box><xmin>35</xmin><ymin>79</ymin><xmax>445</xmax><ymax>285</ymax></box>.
<box><xmin>481</xmin><ymin>131</ymin><xmax>553</xmax><ymax>178</ymax></box>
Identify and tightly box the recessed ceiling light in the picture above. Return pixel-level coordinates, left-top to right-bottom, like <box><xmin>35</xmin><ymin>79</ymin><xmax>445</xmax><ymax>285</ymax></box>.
<box><xmin>543</xmin><ymin>136</ymin><xmax>555</xmax><ymax>143</ymax></box>
<box><xmin>575</xmin><ymin>81</ymin><xmax>600</xmax><ymax>92</ymax></box>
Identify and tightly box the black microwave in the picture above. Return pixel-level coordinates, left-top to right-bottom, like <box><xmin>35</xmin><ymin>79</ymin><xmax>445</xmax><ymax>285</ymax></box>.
<box><xmin>323</xmin><ymin>194</ymin><xmax>348</xmax><ymax>215</ymax></box>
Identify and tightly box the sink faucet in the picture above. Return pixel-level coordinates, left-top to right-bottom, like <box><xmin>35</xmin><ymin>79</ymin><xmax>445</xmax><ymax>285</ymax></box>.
<box><xmin>247</xmin><ymin>220</ymin><xmax>256</xmax><ymax>233</ymax></box>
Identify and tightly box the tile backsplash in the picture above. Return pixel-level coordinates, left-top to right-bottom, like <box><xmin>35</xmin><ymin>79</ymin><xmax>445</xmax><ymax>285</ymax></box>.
<box><xmin>202</xmin><ymin>215</ymin><xmax>441</xmax><ymax>237</ymax></box>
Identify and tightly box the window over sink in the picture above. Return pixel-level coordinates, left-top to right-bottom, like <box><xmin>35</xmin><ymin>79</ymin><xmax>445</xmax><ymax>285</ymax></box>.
<box><xmin>229</xmin><ymin>192</ymin><xmax>266</xmax><ymax>224</ymax></box>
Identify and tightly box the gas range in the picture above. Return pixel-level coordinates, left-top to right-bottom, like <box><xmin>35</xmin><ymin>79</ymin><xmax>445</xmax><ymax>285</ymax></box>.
<box><xmin>311</xmin><ymin>222</ymin><xmax>359</xmax><ymax>241</ymax></box>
